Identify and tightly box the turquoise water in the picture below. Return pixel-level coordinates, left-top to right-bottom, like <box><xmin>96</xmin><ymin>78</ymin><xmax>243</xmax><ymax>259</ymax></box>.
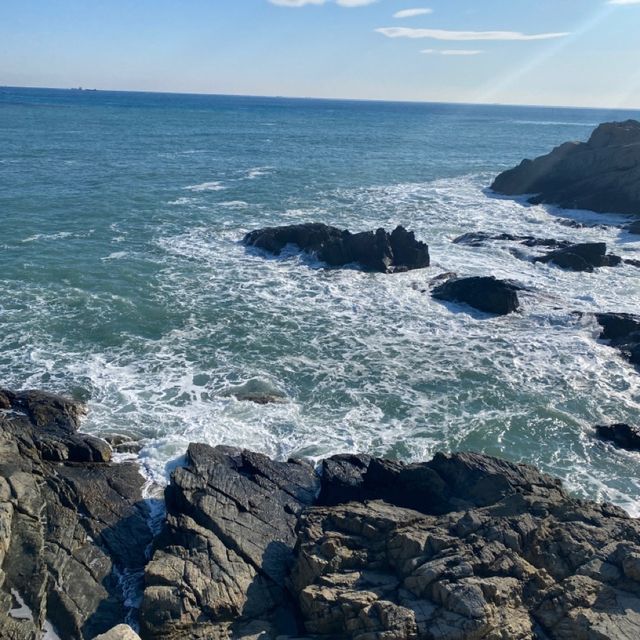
<box><xmin>1</xmin><ymin>86</ymin><xmax>640</xmax><ymax>511</ymax></box>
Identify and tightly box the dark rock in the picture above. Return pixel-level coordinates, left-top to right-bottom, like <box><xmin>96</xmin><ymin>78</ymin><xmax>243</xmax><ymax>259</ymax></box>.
<box><xmin>140</xmin><ymin>444</ymin><xmax>320</xmax><ymax>639</ymax></box>
<box><xmin>596</xmin><ymin>424</ymin><xmax>640</xmax><ymax>451</ymax></box>
<box><xmin>243</xmin><ymin>223</ymin><xmax>430</xmax><ymax>273</ymax></box>
<box><xmin>453</xmin><ymin>231</ymin><xmax>572</xmax><ymax>249</ymax></box>
<box><xmin>220</xmin><ymin>378</ymin><xmax>288</xmax><ymax>405</ymax></box>
<box><xmin>0</xmin><ymin>388</ymin><xmax>152</xmax><ymax>640</ymax></box>
<box><xmin>625</xmin><ymin>258</ymin><xmax>640</xmax><ymax>268</ymax></box>
<box><xmin>535</xmin><ymin>242</ymin><xmax>621</xmax><ymax>271</ymax></box>
<box><xmin>629</xmin><ymin>220</ymin><xmax>640</xmax><ymax>234</ymax></box>
<box><xmin>491</xmin><ymin>120</ymin><xmax>640</xmax><ymax>216</ymax></box>
<box><xmin>595</xmin><ymin>312</ymin><xmax>640</xmax><ymax>368</ymax></box>
<box><xmin>431</xmin><ymin>276</ymin><xmax>521</xmax><ymax>315</ymax></box>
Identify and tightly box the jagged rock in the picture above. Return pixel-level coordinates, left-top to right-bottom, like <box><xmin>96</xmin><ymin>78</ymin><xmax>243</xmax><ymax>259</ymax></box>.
<box><xmin>431</xmin><ymin>276</ymin><xmax>521</xmax><ymax>315</ymax></box>
<box><xmin>491</xmin><ymin>120</ymin><xmax>640</xmax><ymax>216</ymax></box>
<box><xmin>0</xmin><ymin>388</ymin><xmax>152</xmax><ymax>640</ymax></box>
<box><xmin>140</xmin><ymin>445</ymin><xmax>320</xmax><ymax>639</ymax></box>
<box><xmin>453</xmin><ymin>231</ymin><xmax>571</xmax><ymax>249</ymax></box>
<box><xmin>243</xmin><ymin>223</ymin><xmax>430</xmax><ymax>273</ymax></box>
<box><xmin>596</xmin><ymin>424</ymin><xmax>640</xmax><ymax>451</ymax></box>
<box><xmin>534</xmin><ymin>242</ymin><xmax>622</xmax><ymax>272</ymax></box>
<box><xmin>595</xmin><ymin>312</ymin><xmax>640</xmax><ymax>368</ymax></box>
<box><xmin>92</xmin><ymin>624</ymin><xmax>142</xmax><ymax>640</ymax></box>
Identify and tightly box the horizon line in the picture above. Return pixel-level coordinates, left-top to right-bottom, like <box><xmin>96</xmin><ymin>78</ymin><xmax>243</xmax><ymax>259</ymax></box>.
<box><xmin>3</xmin><ymin>83</ymin><xmax>640</xmax><ymax>113</ymax></box>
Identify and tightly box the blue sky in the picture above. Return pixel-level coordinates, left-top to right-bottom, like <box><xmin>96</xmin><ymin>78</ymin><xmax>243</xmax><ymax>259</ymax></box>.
<box><xmin>1</xmin><ymin>0</ymin><xmax>639</xmax><ymax>108</ymax></box>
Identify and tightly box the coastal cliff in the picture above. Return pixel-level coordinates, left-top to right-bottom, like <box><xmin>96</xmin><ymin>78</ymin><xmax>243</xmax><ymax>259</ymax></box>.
<box><xmin>2</xmin><ymin>390</ymin><xmax>640</xmax><ymax>639</ymax></box>
<box><xmin>491</xmin><ymin>120</ymin><xmax>640</xmax><ymax>216</ymax></box>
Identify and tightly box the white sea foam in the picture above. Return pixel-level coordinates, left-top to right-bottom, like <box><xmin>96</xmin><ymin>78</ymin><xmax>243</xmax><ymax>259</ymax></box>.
<box><xmin>245</xmin><ymin>166</ymin><xmax>274</xmax><ymax>180</ymax></box>
<box><xmin>184</xmin><ymin>181</ymin><xmax>226</xmax><ymax>192</ymax></box>
<box><xmin>3</xmin><ymin>174</ymin><xmax>640</xmax><ymax>516</ymax></box>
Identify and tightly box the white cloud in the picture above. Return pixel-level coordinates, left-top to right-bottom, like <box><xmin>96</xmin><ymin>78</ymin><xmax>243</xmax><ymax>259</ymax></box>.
<box><xmin>421</xmin><ymin>49</ymin><xmax>483</xmax><ymax>55</ymax></box>
<box><xmin>268</xmin><ymin>0</ymin><xmax>377</xmax><ymax>6</ymax></box>
<box><xmin>394</xmin><ymin>8</ymin><xmax>433</xmax><ymax>18</ymax></box>
<box><xmin>376</xmin><ymin>27</ymin><xmax>570</xmax><ymax>41</ymax></box>
<box><xmin>608</xmin><ymin>0</ymin><xmax>640</xmax><ymax>4</ymax></box>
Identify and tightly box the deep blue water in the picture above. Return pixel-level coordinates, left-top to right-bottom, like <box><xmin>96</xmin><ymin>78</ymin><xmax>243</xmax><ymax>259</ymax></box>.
<box><xmin>1</xmin><ymin>86</ymin><xmax>639</xmax><ymax>512</ymax></box>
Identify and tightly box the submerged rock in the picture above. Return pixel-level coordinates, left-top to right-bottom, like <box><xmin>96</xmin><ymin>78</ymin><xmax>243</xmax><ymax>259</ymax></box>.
<box><xmin>491</xmin><ymin>120</ymin><xmax>640</xmax><ymax>216</ymax></box>
<box><xmin>0</xmin><ymin>388</ymin><xmax>152</xmax><ymax>640</ymax></box>
<box><xmin>243</xmin><ymin>223</ymin><xmax>430</xmax><ymax>273</ymax></box>
<box><xmin>220</xmin><ymin>377</ymin><xmax>288</xmax><ymax>405</ymax></box>
<box><xmin>453</xmin><ymin>231</ymin><xmax>571</xmax><ymax>249</ymax></box>
<box><xmin>629</xmin><ymin>221</ymin><xmax>640</xmax><ymax>235</ymax></box>
<box><xmin>431</xmin><ymin>275</ymin><xmax>521</xmax><ymax>315</ymax></box>
<box><xmin>596</xmin><ymin>423</ymin><xmax>640</xmax><ymax>451</ymax></box>
<box><xmin>535</xmin><ymin>242</ymin><xmax>622</xmax><ymax>272</ymax></box>
<box><xmin>595</xmin><ymin>312</ymin><xmax>640</xmax><ymax>368</ymax></box>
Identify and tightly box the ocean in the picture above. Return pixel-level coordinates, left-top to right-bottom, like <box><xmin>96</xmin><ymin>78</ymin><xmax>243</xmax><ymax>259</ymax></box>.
<box><xmin>1</xmin><ymin>86</ymin><xmax>639</xmax><ymax>513</ymax></box>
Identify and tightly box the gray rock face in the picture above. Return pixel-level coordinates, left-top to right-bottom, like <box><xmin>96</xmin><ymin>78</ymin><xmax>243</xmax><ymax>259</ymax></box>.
<box><xmin>140</xmin><ymin>444</ymin><xmax>320</xmax><ymax>639</ymax></box>
<box><xmin>93</xmin><ymin>624</ymin><xmax>142</xmax><ymax>640</ymax></box>
<box><xmin>0</xmin><ymin>389</ymin><xmax>152</xmax><ymax>640</ymax></box>
<box><xmin>140</xmin><ymin>449</ymin><xmax>640</xmax><ymax>640</ymax></box>
<box><xmin>243</xmin><ymin>223</ymin><xmax>430</xmax><ymax>273</ymax></box>
<box><xmin>491</xmin><ymin>120</ymin><xmax>640</xmax><ymax>216</ymax></box>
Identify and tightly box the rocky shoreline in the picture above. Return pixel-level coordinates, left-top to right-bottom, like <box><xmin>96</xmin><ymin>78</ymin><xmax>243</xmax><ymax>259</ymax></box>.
<box><xmin>2</xmin><ymin>389</ymin><xmax>640</xmax><ymax>640</ymax></box>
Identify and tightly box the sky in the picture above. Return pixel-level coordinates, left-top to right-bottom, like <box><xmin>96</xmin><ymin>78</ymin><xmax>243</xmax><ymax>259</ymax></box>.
<box><xmin>1</xmin><ymin>0</ymin><xmax>640</xmax><ymax>108</ymax></box>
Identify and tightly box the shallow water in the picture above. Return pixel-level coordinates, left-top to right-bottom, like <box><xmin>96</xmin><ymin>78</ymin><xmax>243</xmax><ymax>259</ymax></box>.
<box><xmin>1</xmin><ymin>87</ymin><xmax>639</xmax><ymax>512</ymax></box>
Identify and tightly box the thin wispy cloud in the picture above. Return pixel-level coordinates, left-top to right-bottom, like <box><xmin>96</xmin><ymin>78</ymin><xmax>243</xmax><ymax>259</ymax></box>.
<box><xmin>376</xmin><ymin>27</ymin><xmax>570</xmax><ymax>41</ymax></box>
<box><xmin>422</xmin><ymin>49</ymin><xmax>483</xmax><ymax>56</ymax></box>
<box><xmin>269</xmin><ymin>0</ymin><xmax>377</xmax><ymax>6</ymax></box>
<box><xmin>608</xmin><ymin>0</ymin><xmax>640</xmax><ymax>4</ymax></box>
<box><xmin>393</xmin><ymin>8</ymin><xmax>433</xmax><ymax>18</ymax></box>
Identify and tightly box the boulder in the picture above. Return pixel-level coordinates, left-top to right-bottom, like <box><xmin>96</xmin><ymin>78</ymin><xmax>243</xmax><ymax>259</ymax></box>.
<box><xmin>491</xmin><ymin>120</ymin><xmax>640</xmax><ymax>216</ymax></box>
<box><xmin>92</xmin><ymin>624</ymin><xmax>142</xmax><ymax>640</ymax></box>
<box><xmin>140</xmin><ymin>445</ymin><xmax>320</xmax><ymax>639</ymax></box>
<box><xmin>596</xmin><ymin>424</ymin><xmax>640</xmax><ymax>451</ymax></box>
<box><xmin>431</xmin><ymin>276</ymin><xmax>521</xmax><ymax>315</ymax></box>
<box><xmin>595</xmin><ymin>312</ymin><xmax>640</xmax><ymax>368</ymax></box>
<box><xmin>0</xmin><ymin>388</ymin><xmax>152</xmax><ymax>640</ymax></box>
<box><xmin>534</xmin><ymin>242</ymin><xmax>622</xmax><ymax>272</ymax></box>
<box><xmin>243</xmin><ymin>223</ymin><xmax>430</xmax><ymax>273</ymax></box>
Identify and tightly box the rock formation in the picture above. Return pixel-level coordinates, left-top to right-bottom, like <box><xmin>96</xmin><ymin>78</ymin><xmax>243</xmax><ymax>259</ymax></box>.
<box><xmin>431</xmin><ymin>276</ymin><xmax>521</xmax><ymax>315</ymax></box>
<box><xmin>596</xmin><ymin>424</ymin><xmax>640</xmax><ymax>452</ymax></box>
<box><xmin>0</xmin><ymin>389</ymin><xmax>153</xmax><ymax>640</ymax></box>
<box><xmin>491</xmin><ymin>120</ymin><xmax>640</xmax><ymax>216</ymax></box>
<box><xmin>3</xmin><ymin>389</ymin><xmax>640</xmax><ymax>639</ymax></box>
<box><xmin>535</xmin><ymin>242</ymin><xmax>622</xmax><ymax>272</ymax></box>
<box><xmin>595</xmin><ymin>312</ymin><xmax>640</xmax><ymax>368</ymax></box>
<box><xmin>243</xmin><ymin>223</ymin><xmax>430</xmax><ymax>273</ymax></box>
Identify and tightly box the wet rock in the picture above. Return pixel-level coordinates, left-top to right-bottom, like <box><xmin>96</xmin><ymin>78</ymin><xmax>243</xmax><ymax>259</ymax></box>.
<box><xmin>628</xmin><ymin>220</ymin><xmax>640</xmax><ymax>235</ymax></box>
<box><xmin>140</xmin><ymin>445</ymin><xmax>320</xmax><ymax>639</ymax></box>
<box><xmin>0</xmin><ymin>388</ymin><xmax>152</xmax><ymax>640</ymax></box>
<box><xmin>535</xmin><ymin>242</ymin><xmax>622</xmax><ymax>272</ymax></box>
<box><xmin>491</xmin><ymin>120</ymin><xmax>640</xmax><ymax>216</ymax></box>
<box><xmin>431</xmin><ymin>276</ymin><xmax>521</xmax><ymax>315</ymax></box>
<box><xmin>243</xmin><ymin>223</ymin><xmax>430</xmax><ymax>273</ymax></box>
<box><xmin>220</xmin><ymin>378</ymin><xmax>288</xmax><ymax>405</ymax></box>
<box><xmin>595</xmin><ymin>312</ymin><xmax>640</xmax><ymax>368</ymax></box>
<box><xmin>453</xmin><ymin>231</ymin><xmax>571</xmax><ymax>249</ymax></box>
<box><xmin>596</xmin><ymin>424</ymin><xmax>640</xmax><ymax>451</ymax></box>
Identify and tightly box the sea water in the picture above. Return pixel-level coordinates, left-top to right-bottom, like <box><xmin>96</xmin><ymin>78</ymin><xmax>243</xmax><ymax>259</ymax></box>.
<box><xmin>1</xmin><ymin>87</ymin><xmax>639</xmax><ymax>513</ymax></box>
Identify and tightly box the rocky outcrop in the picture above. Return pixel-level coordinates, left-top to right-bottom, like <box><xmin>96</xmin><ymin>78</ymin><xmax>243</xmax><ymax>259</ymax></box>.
<box><xmin>453</xmin><ymin>231</ymin><xmax>571</xmax><ymax>249</ymax></box>
<box><xmin>491</xmin><ymin>120</ymin><xmax>640</xmax><ymax>216</ymax></box>
<box><xmin>596</xmin><ymin>424</ymin><xmax>640</xmax><ymax>451</ymax></box>
<box><xmin>595</xmin><ymin>312</ymin><xmax>640</xmax><ymax>368</ymax></box>
<box><xmin>140</xmin><ymin>447</ymin><xmax>640</xmax><ymax>640</ymax></box>
<box><xmin>535</xmin><ymin>242</ymin><xmax>622</xmax><ymax>272</ymax></box>
<box><xmin>93</xmin><ymin>625</ymin><xmax>142</xmax><ymax>640</ymax></box>
<box><xmin>431</xmin><ymin>276</ymin><xmax>521</xmax><ymax>315</ymax></box>
<box><xmin>243</xmin><ymin>223</ymin><xmax>430</xmax><ymax>273</ymax></box>
<box><xmin>140</xmin><ymin>444</ymin><xmax>319</xmax><ymax>639</ymax></box>
<box><xmin>0</xmin><ymin>389</ymin><xmax>152</xmax><ymax>640</ymax></box>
